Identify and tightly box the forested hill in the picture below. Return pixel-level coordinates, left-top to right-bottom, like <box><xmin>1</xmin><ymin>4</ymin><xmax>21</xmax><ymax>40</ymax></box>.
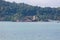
<box><xmin>0</xmin><ymin>0</ymin><xmax>60</xmax><ymax>22</ymax></box>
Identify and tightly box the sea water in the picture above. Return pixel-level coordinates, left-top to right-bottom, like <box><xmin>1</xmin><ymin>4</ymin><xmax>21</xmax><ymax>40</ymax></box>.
<box><xmin>0</xmin><ymin>22</ymin><xmax>60</xmax><ymax>40</ymax></box>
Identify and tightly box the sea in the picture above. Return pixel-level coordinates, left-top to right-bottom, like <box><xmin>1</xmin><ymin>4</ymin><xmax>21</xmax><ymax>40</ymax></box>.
<box><xmin>0</xmin><ymin>22</ymin><xmax>60</xmax><ymax>40</ymax></box>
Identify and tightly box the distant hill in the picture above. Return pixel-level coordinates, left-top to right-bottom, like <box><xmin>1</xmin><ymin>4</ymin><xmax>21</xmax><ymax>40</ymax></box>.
<box><xmin>0</xmin><ymin>0</ymin><xmax>60</xmax><ymax>22</ymax></box>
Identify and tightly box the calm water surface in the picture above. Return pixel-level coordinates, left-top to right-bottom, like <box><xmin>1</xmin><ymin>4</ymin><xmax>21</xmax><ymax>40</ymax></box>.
<box><xmin>0</xmin><ymin>22</ymin><xmax>60</xmax><ymax>40</ymax></box>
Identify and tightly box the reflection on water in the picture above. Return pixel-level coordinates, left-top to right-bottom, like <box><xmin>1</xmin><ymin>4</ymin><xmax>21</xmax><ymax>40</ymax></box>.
<box><xmin>0</xmin><ymin>22</ymin><xmax>60</xmax><ymax>40</ymax></box>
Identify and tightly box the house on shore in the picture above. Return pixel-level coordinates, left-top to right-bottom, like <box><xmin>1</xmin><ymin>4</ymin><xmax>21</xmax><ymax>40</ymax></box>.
<box><xmin>20</xmin><ymin>15</ymin><xmax>38</xmax><ymax>22</ymax></box>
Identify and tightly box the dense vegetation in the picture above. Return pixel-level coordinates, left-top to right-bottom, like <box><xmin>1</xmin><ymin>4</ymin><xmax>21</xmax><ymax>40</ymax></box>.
<box><xmin>0</xmin><ymin>0</ymin><xmax>60</xmax><ymax>22</ymax></box>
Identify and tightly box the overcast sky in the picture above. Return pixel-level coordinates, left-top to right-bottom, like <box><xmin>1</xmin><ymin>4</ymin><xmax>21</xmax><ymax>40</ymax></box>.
<box><xmin>5</xmin><ymin>0</ymin><xmax>60</xmax><ymax>7</ymax></box>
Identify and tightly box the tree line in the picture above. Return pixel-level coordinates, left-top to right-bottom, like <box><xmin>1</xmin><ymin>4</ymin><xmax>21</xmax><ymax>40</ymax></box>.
<box><xmin>0</xmin><ymin>0</ymin><xmax>60</xmax><ymax>22</ymax></box>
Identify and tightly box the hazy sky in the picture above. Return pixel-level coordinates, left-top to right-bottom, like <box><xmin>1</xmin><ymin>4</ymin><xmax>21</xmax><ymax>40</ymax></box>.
<box><xmin>5</xmin><ymin>0</ymin><xmax>60</xmax><ymax>7</ymax></box>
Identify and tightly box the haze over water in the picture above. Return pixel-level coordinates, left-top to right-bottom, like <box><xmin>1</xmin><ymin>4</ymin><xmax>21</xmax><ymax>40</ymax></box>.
<box><xmin>0</xmin><ymin>22</ymin><xmax>60</xmax><ymax>40</ymax></box>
